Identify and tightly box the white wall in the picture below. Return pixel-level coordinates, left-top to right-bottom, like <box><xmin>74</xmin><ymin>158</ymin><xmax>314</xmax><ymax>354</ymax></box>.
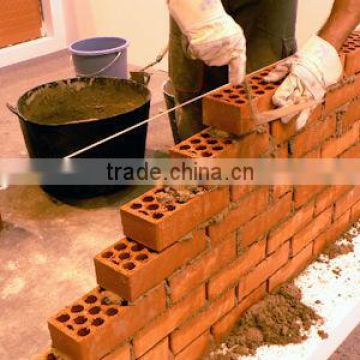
<box><xmin>63</xmin><ymin>0</ymin><xmax>337</xmax><ymax>69</ymax></box>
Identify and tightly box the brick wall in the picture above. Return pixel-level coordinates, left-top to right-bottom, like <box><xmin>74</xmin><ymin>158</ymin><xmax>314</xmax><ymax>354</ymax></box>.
<box><xmin>44</xmin><ymin>32</ymin><xmax>360</xmax><ymax>360</ymax></box>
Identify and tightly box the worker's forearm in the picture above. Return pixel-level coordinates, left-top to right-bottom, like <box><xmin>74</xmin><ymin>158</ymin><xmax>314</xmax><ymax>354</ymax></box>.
<box><xmin>319</xmin><ymin>0</ymin><xmax>360</xmax><ymax>50</ymax></box>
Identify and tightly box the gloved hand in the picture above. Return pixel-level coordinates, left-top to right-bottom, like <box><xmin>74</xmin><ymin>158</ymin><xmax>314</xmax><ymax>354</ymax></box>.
<box><xmin>264</xmin><ymin>35</ymin><xmax>343</xmax><ymax>130</ymax></box>
<box><xmin>168</xmin><ymin>0</ymin><xmax>246</xmax><ymax>85</ymax></box>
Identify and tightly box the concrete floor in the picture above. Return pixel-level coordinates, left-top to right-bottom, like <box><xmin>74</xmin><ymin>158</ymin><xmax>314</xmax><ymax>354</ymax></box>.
<box><xmin>0</xmin><ymin>51</ymin><xmax>358</xmax><ymax>360</ymax></box>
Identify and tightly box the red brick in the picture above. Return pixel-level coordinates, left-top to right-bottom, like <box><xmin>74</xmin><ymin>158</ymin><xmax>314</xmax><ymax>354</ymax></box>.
<box><xmin>240</xmin><ymin>193</ymin><xmax>293</xmax><ymax>247</ymax></box>
<box><xmin>352</xmin><ymin>199</ymin><xmax>360</xmax><ymax>222</ymax></box>
<box><xmin>48</xmin><ymin>286</ymin><xmax>166</xmax><ymax>360</ymax></box>
<box><xmin>103</xmin><ymin>344</ymin><xmax>131</xmax><ymax>360</ymax></box>
<box><xmin>273</xmin><ymin>185</ymin><xmax>292</xmax><ymax>199</ymax></box>
<box><xmin>313</xmin><ymin>210</ymin><xmax>351</xmax><ymax>255</ymax></box>
<box><xmin>315</xmin><ymin>186</ymin><xmax>353</xmax><ymax>216</ymax></box>
<box><xmin>133</xmin><ymin>287</ymin><xmax>206</xmax><ymax>358</ymax></box>
<box><xmin>207</xmin><ymin>240</ymin><xmax>266</xmax><ymax>299</ymax></box>
<box><xmin>341</xmin><ymin>143</ymin><xmax>360</xmax><ymax>158</ymax></box>
<box><xmin>121</xmin><ymin>186</ymin><xmax>229</xmax><ymax>251</ymax></box>
<box><xmin>270</xmin><ymin>105</ymin><xmax>323</xmax><ymax>145</ymax></box>
<box><xmin>268</xmin><ymin>202</ymin><xmax>314</xmax><ymax>254</ymax></box>
<box><xmin>294</xmin><ymin>186</ymin><xmax>324</xmax><ymax>208</ymax></box>
<box><xmin>203</xmin><ymin>65</ymin><xmax>278</xmax><ymax>136</ymax></box>
<box><xmin>269</xmin><ymin>243</ymin><xmax>313</xmax><ymax>292</ymax></box>
<box><xmin>335</xmin><ymin>186</ymin><xmax>360</xmax><ymax>218</ymax></box>
<box><xmin>174</xmin><ymin>332</ymin><xmax>210</xmax><ymax>360</ymax></box>
<box><xmin>238</xmin><ymin>242</ymin><xmax>290</xmax><ymax>298</ymax></box>
<box><xmin>325</xmin><ymin>75</ymin><xmax>360</xmax><ymax>114</ymax></box>
<box><xmin>211</xmin><ymin>285</ymin><xmax>266</xmax><ymax>342</ymax></box>
<box><xmin>169</xmin><ymin>233</ymin><xmax>236</xmax><ymax>303</ymax></box>
<box><xmin>208</xmin><ymin>187</ymin><xmax>269</xmax><ymax>243</ymax></box>
<box><xmin>292</xmin><ymin>208</ymin><xmax>333</xmax><ymax>255</ymax></box>
<box><xmin>290</xmin><ymin>114</ymin><xmax>336</xmax><ymax>157</ymax></box>
<box><xmin>322</xmin><ymin>122</ymin><xmax>360</xmax><ymax>157</ymax></box>
<box><xmin>230</xmin><ymin>185</ymin><xmax>255</xmax><ymax>202</ymax></box>
<box><xmin>170</xmin><ymin>290</ymin><xmax>235</xmax><ymax>354</ymax></box>
<box><xmin>139</xmin><ymin>338</ymin><xmax>170</xmax><ymax>360</ymax></box>
<box><xmin>343</xmin><ymin>98</ymin><xmax>360</xmax><ymax>129</ymax></box>
<box><xmin>95</xmin><ymin>231</ymin><xmax>206</xmax><ymax>301</ymax></box>
<box><xmin>341</xmin><ymin>32</ymin><xmax>360</xmax><ymax>76</ymax></box>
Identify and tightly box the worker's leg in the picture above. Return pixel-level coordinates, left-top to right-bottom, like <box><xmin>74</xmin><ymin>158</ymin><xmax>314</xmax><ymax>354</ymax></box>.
<box><xmin>168</xmin><ymin>18</ymin><xmax>206</xmax><ymax>141</ymax></box>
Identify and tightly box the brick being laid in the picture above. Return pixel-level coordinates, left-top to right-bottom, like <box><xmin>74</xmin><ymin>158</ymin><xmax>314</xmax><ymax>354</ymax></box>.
<box><xmin>120</xmin><ymin>186</ymin><xmax>229</xmax><ymax>251</ymax></box>
<box><xmin>94</xmin><ymin>231</ymin><xmax>206</xmax><ymax>301</ymax></box>
<box><xmin>341</xmin><ymin>31</ymin><xmax>360</xmax><ymax>77</ymax></box>
<box><xmin>203</xmin><ymin>64</ymin><xmax>281</xmax><ymax>135</ymax></box>
<box><xmin>48</xmin><ymin>285</ymin><xmax>166</xmax><ymax>360</ymax></box>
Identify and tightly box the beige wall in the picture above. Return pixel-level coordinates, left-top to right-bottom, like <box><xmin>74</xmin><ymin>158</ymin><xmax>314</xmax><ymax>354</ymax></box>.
<box><xmin>63</xmin><ymin>0</ymin><xmax>346</xmax><ymax>68</ymax></box>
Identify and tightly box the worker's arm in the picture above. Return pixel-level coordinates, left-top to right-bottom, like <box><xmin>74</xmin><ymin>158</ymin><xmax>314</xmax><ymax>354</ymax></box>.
<box><xmin>167</xmin><ymin>0</ymin><xmax>246</xmax><ymax>85</ymax></box>
<box><xmin>320</xmin><ymin>0</ymin><xmax>360</xmax><ymax>50</ymax></box>
<box><xmin>266</xmin><ymin>0</ymin><xmax>360</xmax><ymax>130</ymax></box>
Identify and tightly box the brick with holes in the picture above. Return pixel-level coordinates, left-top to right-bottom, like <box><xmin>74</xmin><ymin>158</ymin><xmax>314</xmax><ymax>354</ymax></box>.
<box><xmin>203</xmin><ymin>65</ymin><xmax>281</xmax><ymax>135</ymax></box>
<box><xmin>48</xmin><ymin>285</ymin><xmax>166</xmax><ymax>360</ymax></box>
<box><xmin>120</xmin><ymin>186</ymin><xmax>229</xmax><ymax>251</ymax></box>
<box><xmin>341</xmin><ymin>31</ymin><xmax>360</xmax><ymax>76</ymax></box>
<box><xmin>94</xmin><ymin>231</ymin><xmax>206</xmax><ymax>301</ymax></box>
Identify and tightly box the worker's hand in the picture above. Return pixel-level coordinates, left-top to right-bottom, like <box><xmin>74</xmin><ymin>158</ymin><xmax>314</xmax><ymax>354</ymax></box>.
<box><xmin>168</xmin><ymin>0</ymin><xmax>246</xmax><ymax>85</ymax></box>
<box><xmin>264</xmin><ymin>36</ymin><xmax>343</xmax><ymax>130</ymax></box>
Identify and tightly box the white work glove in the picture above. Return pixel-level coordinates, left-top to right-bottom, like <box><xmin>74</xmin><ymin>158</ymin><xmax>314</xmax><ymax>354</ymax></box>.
<box><xmin>265</xmin><ymin>35</ymin><xmax>343</xmax><ymax>130</ymax></box>
<box><xmin>168</xmin><ymin>0</ymin><xmax>246</xmax><ymax>85</ymax></box>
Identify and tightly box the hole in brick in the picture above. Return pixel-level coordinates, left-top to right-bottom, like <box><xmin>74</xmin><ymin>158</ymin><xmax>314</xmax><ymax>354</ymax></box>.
<box><xmin>71</xmin><ymin>305</ymin><xmax>84</xmax><ymax>313</ymax></box>
<box><xmin>115</xmin><ymin>243</ymin><xmax>127</xmax><ymax>251</ymax></box>
<box><xmin>47</xmin><ymin>353</ymin><xmax>57</xmax><ymax>360</ymax></box>
<box><xmin>67</xmin><ymin>325</ymin><xmax>74</xmax><ymax>331</ymax></box>
<box><xmin>202</xmin><ymin>151</ymin><xmax>213</xmax><ymax>157</ymax></box>
<box><xmin>343</xmin><ymin>50</ymin><xmax>350</xmax><ymax>54</ymax></box>
<box><xmin>265</xmin><ymin>85</ymin><xmax>275</xmax><ymax>90</ymax></box>
<box><xmin>235</xmin><ymin>100</ymin><xmax>245</xmax><ymax>104</ymax></box>
<box><xmin>274</xmin><ymin>80</ymin><xmax>283</xmax><ymax>86</ymax></box>
<box><xmin>102</xmin><ymin>251</ymin><xmax>113</xmax><ymax>259</ymax></box>
<box><xmin>119</xmin><ymin>252</ymin><xmax>131</xmax><ymax>260</ymax></box>
<box><xmin>207</xmin><ymin>139</ymin><xmax>218</xmax><ymax>145</ymax></box>
<box><xmin>258</xmin><ymin>80</ymin><xmax>267</xmax><ymax>85</ymax></box>
<box><xmin>57</xmin><ymin>314</ymin><xmax>70</xmax><ymax>323</ymax></box>
<box><xmin>139</xmin><ymin>210</ymin><xmax>149</xmax><ymax>216</ymax></box>
<box><xmin>252</xmin><ymin>76</ymin><xmax>262</xmax><ymax>81</ymax></box>
<box><xmin>89</xmin><ymin>306</ymin><xmax>101</xmax><ymax>315</ymax></box>
<box><xmin>77</xmin><ymin>328</ymin><xmax>91</xmax><ymax>337</ymax></box>
<box><xmin>92</xmin><ymin>318</ymin><xmax>105</xmax><ymax>327</ymax></box>
<box><xmin>260</xmin><ymin>71</ymin><xmax>269</xmax><ymax>76</ymax></box>
<box><xmin>195</xmin><ymin>145</ymin><xmax>207</xmax><ymax>151</ymax></box>
<box><xmin>213</xmin><ymin>146</ymin><xmax>224</xmax><ymax>151</ymax></box>
<box><xmin>213</xmin><ymin>94</ymin><xmax>223</xmax><ymax>98</ymax></box>
<box><xmin>251</xmin><ymin>85</ymin><xmax>259</xmax><ymax>90</ymax></box>
<box><xmin>233</xmin><ymin>85</ymin><xmax>243</xmax><ymax>89</ymax></box>
<box><xmin>201</xmin><ymin>133</ymin><xmax>211</xmax><ymax>138</ymax></box>
<box><xmin>190</xmin><ymin>139</ymin><xmax>201</xmax><ymax>144</ymax></box>
<box><xmin>84</xmin><ymin>295</ymin><xmax>98</xmax><ymax>304</ymax></box>
<box><xmin>143</xmin><ymin>196</ymin><xmax>154</xmax><ymax>203</ymax></box>
<box><xmin>106</xmin><ymin>308</ymin><xmax>118</xmax><ymax>317</ymax></box>
<box><xmin>74</xmin><ymin>316</ymin><xmax>87</xmax><ymax>325</ymax></box>
<box><xmin>229</xmin><ymin>94</ymin><xmax>240</xmax><ymax>99</ymax></box>
<box><xmin>166</xmin><ymin>205</ymin><xmax>176</xmax><ymax>211</ymax></box>
<box><xmin>238</xmin><ymin>89</ymin><xmax>247</xmax><ymax>95</ymax></box>
<box><xmin>255</xmin><ymin>90</ymin><xmax>265</xmax><ymax>95</ymax></box>
<box><xmin>112</xmin><ymin>260</ymin><xmax>120</xmax><ymax>265</ymax></box>
<box><xmin>224</xmin><ymin>89</ymin><xmax>233</xmax><ymax>93</ymax></box>
<box><xmin>131</xmin><ymin>243</ymin><xmax>145</xmax><ymax>252</ymax></box>
<box><xmin>223</xmin><ymin>138</ymin><xmax>233</xmax><ymax>144</ymax></box>
<box><xmin>136</xmin><ymin>253</ymin><xmax>149</xmax><ymax>261</ymax></box>
<box><xmin>180</xmin><ymin>145</ymin><xmax>191</xmax><ymax>150</ymax></box>
<box><xmin>123</xmin><ymin>262</ymin><xmax>136</xmax><ymax>270</ymax></box>
<box><xmin>131</xmin><ymin>203</ymin><xmax>142</xmax><ymax>210</ymax></box>
<box><xmin>147</xmin><ymin>204</ymin><xmax>159</xmax><ymax>211</ymax></box>
<box><xmin>153</xmin><ymin>213</ymin><xmax>164</xmax><ymax>220</ymax></box>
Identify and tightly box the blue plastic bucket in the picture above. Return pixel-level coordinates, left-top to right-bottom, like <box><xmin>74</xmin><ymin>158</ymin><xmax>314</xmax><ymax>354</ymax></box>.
<box><xmin>69</xmin><ymin>37</ymin><xmax>130</xmax><ymax>79</ymax></box>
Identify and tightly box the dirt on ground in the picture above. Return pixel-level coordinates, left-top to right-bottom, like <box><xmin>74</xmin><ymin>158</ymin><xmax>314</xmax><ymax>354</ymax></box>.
<box><xmin>205</xmin><ymin>284</ymin><xmax>323</xmax><ymax>360</ymax></box>
<box><xmin>21</xmin><ymin>79</ymin><xmax>148</xmax><ymax>125</ymax></box>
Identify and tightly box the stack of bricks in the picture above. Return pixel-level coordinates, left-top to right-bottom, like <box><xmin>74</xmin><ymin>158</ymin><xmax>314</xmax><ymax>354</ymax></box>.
<box><xmin>44</xmin><ymin>31</ymin><xmax>360</xmax><ymax>360</ymax></box>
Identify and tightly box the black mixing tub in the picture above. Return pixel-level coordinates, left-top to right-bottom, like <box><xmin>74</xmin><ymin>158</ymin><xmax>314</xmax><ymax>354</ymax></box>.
<box><xmin>7</xmin><ymin>77</ymin><xmax>151</xmax><ymax>198</ymax></box>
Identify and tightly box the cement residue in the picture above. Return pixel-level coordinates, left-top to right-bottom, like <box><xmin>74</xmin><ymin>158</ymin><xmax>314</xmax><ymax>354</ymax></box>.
<box><xmin>204</xmin><ymin>284</ymin><xmax>323</xmax><ymax>359</ymax></box>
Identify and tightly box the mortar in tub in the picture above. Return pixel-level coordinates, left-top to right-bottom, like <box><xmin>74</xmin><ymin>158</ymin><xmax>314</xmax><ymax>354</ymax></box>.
<box><xmin>9</xmin><ymin>77</ymin><xmax>151</xmax><ymax>198</ymax></box>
